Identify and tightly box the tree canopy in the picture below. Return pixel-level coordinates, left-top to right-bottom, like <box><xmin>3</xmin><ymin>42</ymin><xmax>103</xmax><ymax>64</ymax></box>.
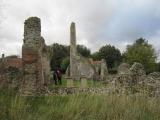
<box><xmin>50</xmin><ymin>43</ymin><xmax>90</xmax><ymax>72</ymax></box>
<box><xmin>50</xmin><ymin>38</ymin><xmax>158</xmax><ymax>74</ymax></box>
<box><xmin>123</xmin><ymin>38</ymin><xmax>157</xmax><ymax>73</ymax></box>
<box><xmin>77</xmin><ymin>44</ymin><xmax>91</xmax><ymax>57</ymax></box>
<box><xmin>92</xmin><ymin>44</ymin><xmax>122</xmax><ymax>69</ymax></box>
<box><xmin>50</xmin><ymin>43</ymin><xmax>69</xmax><ymax>71</ymax></box>
<box><xmin>60</xmin><ymin>57</ymin><xmax>70</xmax><ymax>73</ymax></box>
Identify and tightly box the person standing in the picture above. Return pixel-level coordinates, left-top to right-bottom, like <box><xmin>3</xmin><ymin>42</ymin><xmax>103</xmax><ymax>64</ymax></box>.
<box><xmin>53</xmin><ymin>70</ymin><xmax>58</xmax><ymax>85</ymax></box>
<box><xmin>56</xmin><ymin>68</ymin><xmax>62</xmax><ymax>85</ymax></box>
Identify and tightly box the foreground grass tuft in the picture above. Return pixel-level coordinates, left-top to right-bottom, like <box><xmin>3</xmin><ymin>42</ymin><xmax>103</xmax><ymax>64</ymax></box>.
<box><xmin>0</xmin><ymin>89</ymin><xmax>160</xmax><ymax>120</ymax></box>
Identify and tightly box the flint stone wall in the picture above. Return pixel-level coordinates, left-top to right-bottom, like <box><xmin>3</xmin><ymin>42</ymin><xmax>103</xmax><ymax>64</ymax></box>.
<box><xmin>20</xmin><ymin>17</ymin><xmax>51</xmax><ymax>96</ymax></box>
<box><xmin>115</xmin><ymin>62</ymin><xmax>160</xmax><ymax>97</ymax></box>
<box><xmin>118</xmin><ymin>63</ymin><xmax>130</xmax><ymax>74</ymax></box>
<box><xmin>100</xmin><ymin>59</ymin><xmax>108</xmax><ymax>80</ymax></box>
<box><xmin>0</xmin><ymin>56</ymin><xmax>22</xmax><ymax>89</ymax></box>
<box><xmin>116</xmin><ymin>62</ymin><xmax>146</xmax><ymax>86</ymax></box>
<box><xmin>69</xmin><ymin>22</ymin><xmax>95</xmax><ymax>80</ymax></box>
<box><xmin>69</xmin><ymin>22</ymin><xmax>108</xmax><ymax>80</ymax></box>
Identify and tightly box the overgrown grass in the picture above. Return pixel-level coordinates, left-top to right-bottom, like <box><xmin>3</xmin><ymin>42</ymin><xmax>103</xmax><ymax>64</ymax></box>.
<box><xmin>0</xmin><ymin>89</ymin><xmax>160</xmax><ymax>120</ymax></box>
<box><xmin>49</xmin><ymin>78</ymin><xmax>104</xmax><ymax>88</ymax></box>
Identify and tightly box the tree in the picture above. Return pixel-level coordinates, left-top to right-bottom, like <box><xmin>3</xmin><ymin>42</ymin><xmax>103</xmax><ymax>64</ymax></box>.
<box><xmin>60</xmin><ymin>57</ymin><xmax>70</xmax><ymax>73</ymax></box>
<box><xmin>91</xmin><ymin>52</ymin><xmax>101</xmax><ymax>61</ymax></box>
<box><xmin>123</xmin><ymin>38</ymin><xmax>157</xmax><ymax>73</ymax></box>
<box><xmin>50</xmin><ymin>44</ymin><xmax>90</xmax><ymax>72</ymax></box>
<box><xmin>156</xmin><ymin>62</ymin><xmax>160</xmax><ymax>72</ymax></box>
<box><xmin>77</xmin><ymin>45</ymin><xmax>91</xmax><ymax>57</ymax></box>
<box><xmin>50</xmin><ymin>43</ymin><xmax>69</xmax><ymax>71</ymax></box>
<box><xmin>98</xmin><ymin>44</ymin><xmax>122</xmax><ymax>69</ymax></box>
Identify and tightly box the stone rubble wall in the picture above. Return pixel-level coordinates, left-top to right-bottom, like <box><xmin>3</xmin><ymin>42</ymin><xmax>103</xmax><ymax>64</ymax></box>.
<box><xmin>20</xmin><ymin>17</ymin><xmax>51</xmax><ymax>96</ymax></box>
<box><xmin>0</xmin><ymin>17</ymin><xmax>159</xmax><ymax>97</ymax></box>
<box><xmin>100</xmin><ymin>59</ymin><xmax>108</xmax><ymax>80</ymax></box>
<box><xmin>114</xmin><ymin>62</ymin><xmax>160</xmax><ymax>97</ymax></box>
<box><xmin>118</xmin><ymin>63</ymin><xmax>130</xmax><ymax>74</ymax></box>
<box><xmin>69</xmin><ymin>22</ymin><xmax>95</xmax><ymax>80</ymax></box>
<box><xmin>69</xmin><ymin>22</ymin><xmax>108</xmax><ymax>80</ymax></box>
<box><xmin>48</xmin><ymin>87</ymin><xmax>114</xmax><ymax>95</ymax></box>
<box><xmin>0</xmin><ymin>56</ymin><xmax>22</xmax><ymax>89</ymax></box>
<box><xmin>74</xmin><ymin>56</ymin><xmax>95</xmax><ymax>80</ymax></box>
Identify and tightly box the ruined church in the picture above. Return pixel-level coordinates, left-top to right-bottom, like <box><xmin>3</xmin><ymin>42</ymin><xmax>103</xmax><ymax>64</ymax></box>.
<box><xmin>0</xmin><ymin>16</ymin><xmax>108</xmax><ymax>96</ymax></box>
<box><xmin>0</xmin><ymin>17</ymin><xmax>160</xmax><ymax>97</ymax></box>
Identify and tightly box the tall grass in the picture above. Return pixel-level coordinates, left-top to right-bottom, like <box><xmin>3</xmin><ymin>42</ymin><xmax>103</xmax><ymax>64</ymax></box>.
<box><xmin>0</xmin><ymin>89</ymin><xmax>160</xmax><ymax>120</ymax></box>
<box><xmin>49</xmin><ymin>78</ymin><xmax>105</xmax><ymax>88</ymax></box>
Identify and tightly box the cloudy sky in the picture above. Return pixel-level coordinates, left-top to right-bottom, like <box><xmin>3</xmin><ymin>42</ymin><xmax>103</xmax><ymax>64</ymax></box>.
<box><xmin>0</xmin><ymin>0</ymin><xmax>160</xmax><ymax>57</ymax></box>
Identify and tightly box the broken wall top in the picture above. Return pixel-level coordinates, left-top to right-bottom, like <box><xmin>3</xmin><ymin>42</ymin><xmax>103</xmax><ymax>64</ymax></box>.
<box><xmin>23</xmin><ymin>17</ymin><xmax>42</xmax><ymax>48</ymax></box>
<box><xmin>24</xmin><ymin>17</ymin><xmax>41</xmax><ymax>38</ymax></box>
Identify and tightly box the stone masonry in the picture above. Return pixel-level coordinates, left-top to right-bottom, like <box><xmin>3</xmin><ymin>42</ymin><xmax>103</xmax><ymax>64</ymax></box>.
<box><xmin>69</xmin><ymin>22</ymin><xmax>108</xmax><ymax>80</ymax></box>
<box><xmin>20</xmin><ymin>17</ymin><xmax>51</xmax><ymax>96</ymax></box>
<box><xmin>0</xmin><ymin>55</ymin><xmax>22</xmax><ymax>89</ymax></box>
<box><xmin>0</xmin><ymin>17</ymin><xmax>160</xmax><ymax>97</ymax></box>
<box><xmin>100</xmin><ymin>59</ymin><xmax>108</xmax><ymax>80</ymax></box>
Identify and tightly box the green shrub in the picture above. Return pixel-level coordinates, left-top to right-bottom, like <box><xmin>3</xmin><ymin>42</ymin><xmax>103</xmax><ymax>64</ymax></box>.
<box><xmin>60</xmin><ymin>57</ymin><xmax>70</xmax><ymax>73</ymax></box>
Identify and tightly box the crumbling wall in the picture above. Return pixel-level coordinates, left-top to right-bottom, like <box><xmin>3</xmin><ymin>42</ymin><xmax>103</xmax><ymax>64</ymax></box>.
<box><xmin>100</xmin><ymin>59</ymin><xmax>108</xmax><ymax>80</ymax></box>
<box><xmin>0</xmin><ymin>56</ymin><xmax>5</xmax><ymax>87</ymax></box>
<box><xmin>70</xmin><ymin>52</ymin><xmax>95</xmax><ymax>80</ymax></box>
<box><xmin>116</xmin><ymin>62</ymin><xmax>145</xmax><ymax>88</ymax></box>
<box><xmin>114</xmin><ymin>62</ymin><xmax>160</xmax><ymax>96</ymax></box>
<box><xmin>42</xmin><ymin>47</ymin><xmax>51</xmax><ymax>85</ymax></box>
<box><xmin>77</xmin><ymin>57</ymin><xmax>95</xmax><ymax>80</ymax></box>
<box><xmin>69</xmin><ymin>22</ymin><xmax>108</xmax><ymax>80</ymax></box>
<box><xmin>69</xmin><ymin>22</ymin><xmax>95</xmax><ymax>80</ymax></box>
<box><xmin>118</xmin><ymin>63</ymin><xmax>130</xmax><ymax>74</ymax></box>
<box><xmin>0</xmin><ymin>55</ymin><xmax>22</xmax><ymax>89</ymax></box>
<box><xmin>20</xmin><ymin>17</ymin><xmax>51</xmax><ymax>96</ymax></box>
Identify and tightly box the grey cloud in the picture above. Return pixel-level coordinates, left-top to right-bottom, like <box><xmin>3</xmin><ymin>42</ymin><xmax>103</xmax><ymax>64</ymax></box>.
<box><xmin>0</xmin><ymin>0</ymin><xmax>160</xmax><ymax>56</ymax></box>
